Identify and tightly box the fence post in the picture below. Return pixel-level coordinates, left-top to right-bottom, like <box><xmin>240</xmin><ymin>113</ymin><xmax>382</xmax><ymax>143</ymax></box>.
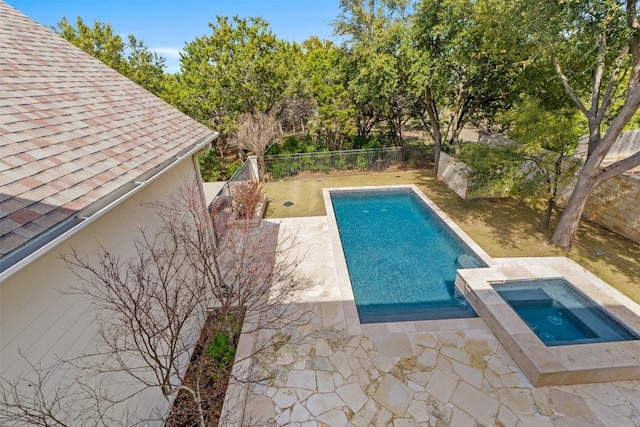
<box><xmin>247</xmin><ymin>155</ymin><xmax>260</xmax><ymax>182</ymax></box>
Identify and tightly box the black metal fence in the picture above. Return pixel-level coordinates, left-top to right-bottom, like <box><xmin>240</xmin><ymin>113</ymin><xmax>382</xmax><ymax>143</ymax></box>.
<box><xmin>265</xmin><ymin>146</ymin><xmax>430</xmax><ymax>179</ymax></box>
<box><xmin>214</xmin><ymin>159</ymin><xmax>257</xmax><ymax>200</ymax></box>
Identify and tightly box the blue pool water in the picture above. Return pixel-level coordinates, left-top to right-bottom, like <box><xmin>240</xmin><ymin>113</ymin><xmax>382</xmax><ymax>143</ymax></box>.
<box><xmin>493</xmin><ymin>279</ymin><xmax>640</xmax><ymax>346</ymax></box>
<box><xmin>331</xmin><ymin>188</ymin><xmax>485</xmax><ymax>323</ymax></box>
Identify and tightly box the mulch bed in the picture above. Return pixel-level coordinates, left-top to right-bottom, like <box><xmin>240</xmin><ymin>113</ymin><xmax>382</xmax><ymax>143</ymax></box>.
<box><xmin>165</xmin><ymin>309</ymin><xmax>244</xmax><ymax>426</ymax></box>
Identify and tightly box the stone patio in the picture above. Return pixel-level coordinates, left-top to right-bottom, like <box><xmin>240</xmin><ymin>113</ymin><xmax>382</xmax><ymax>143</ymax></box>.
<box><xmin>221</xmin><ymin>216</ymin><xmax>640</xmax><ymax>426</ymax></box>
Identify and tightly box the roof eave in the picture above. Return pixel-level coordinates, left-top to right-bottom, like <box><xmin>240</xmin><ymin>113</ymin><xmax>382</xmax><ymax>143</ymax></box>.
<box><xmin>0</xmin><ymin>132</ymin><xmax>219</xmax><ymax>284</ymax></box>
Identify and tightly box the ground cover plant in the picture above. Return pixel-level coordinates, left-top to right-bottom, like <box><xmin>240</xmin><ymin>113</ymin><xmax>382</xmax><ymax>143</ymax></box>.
<box><xmin>264</xmin><ymin>168</ymin><xmax>640</xmax><ymax>303</ymax></box>
<box><xmin>165</xmin><ymin>310</ymin><xmax>243</xmax><ymax>426</ymax></box>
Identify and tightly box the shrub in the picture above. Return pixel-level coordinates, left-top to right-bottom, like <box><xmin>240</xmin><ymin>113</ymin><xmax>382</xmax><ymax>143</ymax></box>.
<box><xmin>269</xmin><ymin>161</ymin><xmax>286</xmax><ymax>180</ymax></box>
<box><xmin>357</xmin><ymin>154</ymin><xmax>368</xmax><ymax>171</ymax></box>
<box><xmin>282</xmin><ymin>135</ymin><xmax>303</xmax><ymax>153</ymax></box>
<box><xmin>365</xmin><ymin>137</ymin><xmax>382</xmax><ymax>149</ymax></box>
<box><xmin>334</xmin><ymin>155</ymin><xmax>347</xmax><ymax>171</ymax></box>
<box><xmin>207</xmin><ymin>333</ymin><xmax>236</xmax><ymax>369</ymax></box>
<box><xmin>198</xmin><ymin>148</ymin><xmax>224</xmax><ymax>181</ymax></box>
<box><xmin>302</xmin><ymin>154</ymin><xmax>316</xmax><ymax>170</ymax></box>
<box><xmin>232</xmin><ymin>180</ymin><xmax>264</xmax><ymax>219</ymax></box>
<box><xmin>226</xmin><ymin>160</ymin><xmax>243</xmax><ymax>177</ymax></box>
<box><xmin>266</xmin><ymin>143</ymin><xmax>283</xmax><ymax>155</ymax></box>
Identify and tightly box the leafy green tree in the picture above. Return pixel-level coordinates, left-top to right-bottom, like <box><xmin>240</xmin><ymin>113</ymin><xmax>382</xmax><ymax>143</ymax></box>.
<box><xmin>334</xmin><ymin>0</ymin><xmax>412</xmax><ymax>144</ymax></box>
<box><xmin>410</xmin><ymin>0</ymin><xmax>525</xmax><ymax>170</ymax></box>
<box><xmin>53</xmin><ymin>17</ymin><xmax>167</xmax><ymax>96</ymax></box>
<box><xmin>518</xmin><ymin>0</ymin><xmax>640</xmax><ymax>247</ymax></box>
<box><xmin>178</xmin><ymin>16</ymin><xmax>291</xmax><ymax>135</ymax></box>
<box><xmin>273</xmin><ymin>41</ymin><xmax>316</xmax><ymax>135</ymax></box>
<box><xmin>508</xmin><ymin>98</ymin><xmax>584</xmax><ymax>229</ymax></box>
<box><xmin>300</xmin><ymin>37</ymin><xmax>355</xmax><ymax>150</ymax></box>
<box><xmin>460</xmin><ymin>98</ymin><xmax>583</xmax><ymax>230</ymax></box>
<box><xmin>123</xmin><ymin>34</ymin><xmax>167</xmax><ymax>96</ymax></box>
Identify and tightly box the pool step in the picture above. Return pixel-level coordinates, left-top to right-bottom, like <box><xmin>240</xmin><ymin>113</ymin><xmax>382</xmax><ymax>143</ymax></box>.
<box><xmin>456</xmin><ymin>254</ymin><xmax>482</xmax><ymax>269</ymax></box>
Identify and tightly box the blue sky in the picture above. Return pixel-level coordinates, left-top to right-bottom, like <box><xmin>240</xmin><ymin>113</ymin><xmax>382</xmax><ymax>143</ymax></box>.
<box><xmin>6</xmin><ymin>0</ymin><xmax>341</xmax><ymax>73</ymax></box>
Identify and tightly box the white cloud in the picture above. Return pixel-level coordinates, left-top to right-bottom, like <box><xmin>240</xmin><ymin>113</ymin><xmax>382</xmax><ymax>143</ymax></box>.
<box><xmin>151</xmin><ymin>47</ymin><xmax>182</xmax><ymax>58</ymax></box>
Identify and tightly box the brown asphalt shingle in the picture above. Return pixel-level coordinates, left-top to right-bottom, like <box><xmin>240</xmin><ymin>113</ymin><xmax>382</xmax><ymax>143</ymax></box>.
<box><xmin>0</xmin><ymin>1</ymin><xmax>215</xmax><ymax>258</ymax></box>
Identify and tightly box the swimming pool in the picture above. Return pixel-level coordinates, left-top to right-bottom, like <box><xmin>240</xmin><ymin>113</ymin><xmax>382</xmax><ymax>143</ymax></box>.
<box><xmin>329</xmin><ymin>187</ymin><xmax>487</xmax><ymax>323</ymax></box>
<box><xmin>493</xmin><ymin>279</ymin><xmax>640</xmax><ymax>346</ymax></box>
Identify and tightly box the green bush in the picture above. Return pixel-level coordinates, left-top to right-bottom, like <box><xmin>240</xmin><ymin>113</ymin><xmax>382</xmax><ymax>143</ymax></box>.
<box><xmin>226</xmin><ymin>160</ymin><xmax>243</xmax><ymax>177</ymax></box>
<box><xmin>357</xmin><ymin>154</ymin><xmax>368</xmax><ymax>171</ymax></box>
<box><xmin>198</xmin><ymin>148</ymin><xmax>224</xmax><ymax>181</ymax></box>
<box><xmin>282</xmin><ymin>136</ymin><xmax>304</xmax><ymax>153</ymax></box>
<box><xmin>266</xmin><ymin>143</ymin><xmax>283</xmax><ymax>155</ymax></box>
<box><xmin>313</xmin><ymin>153</ymin><xmax>330</xmax><ymax>173</ymax></box>
<box><xmin>365</xmin><ymin>137</ymin><xmax>382</xmax><ymax>149</ymax></box>
<box><xmin>207</xmin><ymin>332</ymin><xmax>236</xmax><ymax>369</ymax></box>
<box><xmin>302</xmin><ymin>154</ymin><xmax>315</xmax><ymax>170</ymax></box>
<box><xmin>269</xmin><ymin>161</ymin><xmax>286</xmax><ymax>179</ymax></box>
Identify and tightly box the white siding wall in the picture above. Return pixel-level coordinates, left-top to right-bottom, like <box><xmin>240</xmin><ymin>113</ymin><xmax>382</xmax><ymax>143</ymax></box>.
<box><xmin>0</xmin><ymin>157</ymin><xmax>202</xmax><ymax>424</ymax></box>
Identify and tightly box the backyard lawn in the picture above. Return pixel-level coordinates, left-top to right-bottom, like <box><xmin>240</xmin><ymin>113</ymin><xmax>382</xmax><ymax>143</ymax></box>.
<box><xmin>264</xmin><ymin>168</ymin><xmax>640</xmax><ymax>303</ymax></box>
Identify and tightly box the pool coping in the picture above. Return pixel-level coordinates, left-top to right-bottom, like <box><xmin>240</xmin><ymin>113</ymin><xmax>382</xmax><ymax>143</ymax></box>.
<box><xmin>322</xmin><ymin>184</ymin><xmax>494</xmax><ymax>335</ymax></box>
<box><xmin>455</xmin><ymin>257</ymin><xmax>640</xmax><ymax>386</ymax></box>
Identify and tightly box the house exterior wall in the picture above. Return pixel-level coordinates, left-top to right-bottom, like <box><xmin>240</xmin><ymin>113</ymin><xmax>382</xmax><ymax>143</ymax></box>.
<box><xmin>0</xmin><ymin>155</ymin><xmax>204</xmax><ymax>424</ymax></box>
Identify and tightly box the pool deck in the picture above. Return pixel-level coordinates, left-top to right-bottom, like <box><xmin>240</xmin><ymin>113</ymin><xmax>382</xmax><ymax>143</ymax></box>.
<box><xmin>220</xmin><ymin>215</ymin><xmax>640</xmax><ymax>426</ymax></box>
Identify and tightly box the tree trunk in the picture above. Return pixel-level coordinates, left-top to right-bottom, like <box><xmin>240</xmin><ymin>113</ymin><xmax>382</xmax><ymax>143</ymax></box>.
<box><xmin>549</xmin><ymin>2</ymin><xmax>640</xmax><ymax>247</ymax></box>
<box><xmin>257</xmin><ymin>155</ymin><xmax>267</xmax><ymax>181</ymax></box>
<box><xmin>449</xmin><ymin>81</ymin><xmax>469</xmax><ymax>154</ymax></box>
<box><xmin>587</xmin><ymin>116</ymin><xmax>601</xmax><ymax>156</ymax></box>
<box><xmin>451</xmin><ymin>131</ymin><xmax>460</xmax><ymax>154</ymax></box>
<box><xmin>425</xmin><ymin>86</ymin><xmax>442</xmax><ymax>174</ymax></box>
<box><xmin>542</xmin><ymin>198</ymin><xmax>554</xmax><ymax>230</ymax></box>
<box><xmin>549</xmin><ymin>168</ymin><xmax>599</xmax><ymax>247</ymax></box>
<box><xmin>543</xmin><ymin>152</ymin><xmax>564</xmax><ymax>230</ymax></box>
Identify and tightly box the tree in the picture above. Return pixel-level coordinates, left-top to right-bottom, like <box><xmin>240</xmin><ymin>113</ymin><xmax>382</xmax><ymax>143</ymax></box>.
<box><xmin>53</xmin><ymin>17</ymin><xmax>167</xmax><ymax>97</ymax></box>
<box><xmin>410</xmin><ymin>0</ymin><xmax>525</xmax><ymax>171</ymax></box>
<box><xmin>0</xmin><ymin>184</ymin><xmax>304</xmax><ymax>426</ymax></box>
<box><xmin>334</xmin><ymin>0</ymin><xmax>412</xmax><ymax>144</ymax></box>
<box><xmin>520</xmin><ymin>1</ymin><xmax>640</xmax><ymax>247</ymax></box>
<box><xmin>300</xmin><ymin>37</ymin><xmax>355</xmax><ymax>150</ymax></box>
<box><xmin>461</xmin><ymin>97</ymin><xmax>583</xmax><ymax>230</ymax></box>
<box><xmin>271</xmin><ymin>41</ymin><xmax>317</xmax><ymax>135</ymax></box>
<box><xmin>509</xmin><ymin>99</ymin><xmax>584</xmax><ymax>229</ymax></box>
<box><xmin>178</xmin><ymin>16</ymin><xmax>291</xmax><ymax>135</ymax></box>
<box><xmin>123</xmin><ymin>34</ymin><xmax>167</xmax><ymax>96</ymax></box>
<box><xmin>229</xmin><ymin>112</ymin><xmax>280</xmax><ymax>180</ymax></box>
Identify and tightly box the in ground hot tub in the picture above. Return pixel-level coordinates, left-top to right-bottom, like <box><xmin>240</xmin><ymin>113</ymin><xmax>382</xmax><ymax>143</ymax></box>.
<box><xmin>493</xmin><ymin>278</ymin><xmax>639</xmax><ymax>346</ymax></box>
<box><xmin>455</xmin><ymin>258</ymin><xmax>640</xmax><ymax>386</ymax></box>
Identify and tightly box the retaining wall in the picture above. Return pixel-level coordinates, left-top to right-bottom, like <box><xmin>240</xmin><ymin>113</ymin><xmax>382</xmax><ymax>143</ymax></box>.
<box><xmin>437</xmin><ymin>153</ymin><xmax>640</xmax><ymax>244</ymax></box>
<box><xmin>436</xmin><ymin>152</ymin><xmax>469</xmax><ymax>198</ymax></box>
<box><xmin>557</xmin><ymin>173</ymin><xmax>640</xmax><ymax>244</ymax></box>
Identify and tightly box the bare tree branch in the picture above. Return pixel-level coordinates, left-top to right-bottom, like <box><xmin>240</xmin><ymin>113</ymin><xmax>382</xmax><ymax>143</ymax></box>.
<box><xmin>229</xmin><ymin>112</ymin><xmax>280</xmax><ymax>180</ymax></box>
<box><xmin>1</xmin><ymin>181</ymin><xmax>308</xmax><ymax>426</ymax></box>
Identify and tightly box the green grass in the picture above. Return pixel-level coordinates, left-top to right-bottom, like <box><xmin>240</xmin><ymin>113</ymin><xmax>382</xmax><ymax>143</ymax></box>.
<box><xmin>264</xmin><ymin>168</ymin><xmax>640</xmax><ymax>303</ymax></box>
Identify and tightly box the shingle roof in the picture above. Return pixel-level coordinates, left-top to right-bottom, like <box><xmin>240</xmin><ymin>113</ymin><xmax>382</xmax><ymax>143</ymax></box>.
<box><xmin>0</xmin><ymin>1</ymin><xmax>214</xmax><ymax>259</ymax></box>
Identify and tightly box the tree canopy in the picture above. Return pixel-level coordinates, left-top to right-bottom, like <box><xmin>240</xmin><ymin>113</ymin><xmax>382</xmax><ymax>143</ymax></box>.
<box><xmin>51</xmin><ymin>3</ymin><xmax>640</xmax><ymax>247</ymax></box>
<box><xmin>53</xmin><ymin>17</ymin><xmax>166</xmax><ymax>96</ymax></box>
<box><xmin>178</xmin><ymin>16</ymin><xmax>292</xmax><ymax>135</ymax></box>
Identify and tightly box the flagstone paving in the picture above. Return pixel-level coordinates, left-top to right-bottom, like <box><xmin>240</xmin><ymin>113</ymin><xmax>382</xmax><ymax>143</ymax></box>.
<box><xmin>230</xmin><ymin>217</ymin><xmax>640</xmax><ymax>426</ymax></box>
